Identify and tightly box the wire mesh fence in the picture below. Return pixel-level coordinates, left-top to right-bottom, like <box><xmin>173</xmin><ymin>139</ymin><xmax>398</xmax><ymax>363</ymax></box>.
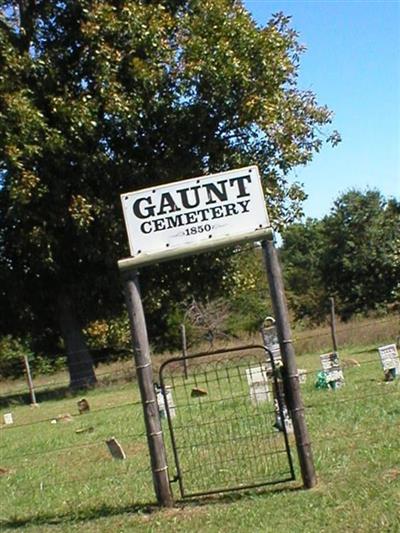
<box><xmin>0</xmin><ymin>316</ymin><xmax>399</xmax><ymax>526</ymax></box>
<box><xmin>0</xmin><ymin>314</ymin><xmax>397</xmax><ymax>405</ymax></box>
<box><xmin>0</xmin><ymin>396</ymin><xmax>155</xmax><ymax>525</ymax></box>
<box><xmin>159</xmin><ymin>345</ymin><xmax>295</xmax><ymax>498</ymax></box>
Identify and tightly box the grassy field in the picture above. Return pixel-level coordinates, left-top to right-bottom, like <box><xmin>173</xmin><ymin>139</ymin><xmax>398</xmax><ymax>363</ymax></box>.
<box><xmin>1</xmin><ymin>322</ymin><xmax>399</xmax><ymax>532</ymax></box>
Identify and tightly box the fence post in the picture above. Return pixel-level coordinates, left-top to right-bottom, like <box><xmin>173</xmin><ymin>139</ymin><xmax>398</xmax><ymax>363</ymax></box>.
<box><xmin>329</xmin><ymin>297</ymin><xmax>338</xmax><ymax>353</ymax></box>
<box><xmin>23</xmin><ymin>354</ymin><xmax>37</xmax><ymax>406</ymax></box>
<box><xmin>262</xmin><ymin>236</ymin><xmax>317</xmax><ymax>489</ymax></box>
<box><xmin>180</xmin><ymin>324</ymin><xmax>189</xmax><ymax>379</ymax></box>
<box><xmin>122</xmin><ymin>269</ymin><xmax>173</xmax><ymax>507</ymax></box>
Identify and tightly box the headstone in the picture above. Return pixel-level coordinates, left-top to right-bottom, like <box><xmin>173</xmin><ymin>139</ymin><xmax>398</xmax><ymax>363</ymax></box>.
<box><xmin>156</xmin><ymin>386</ymin><xmax>176</xmax><ymax>418</ymax></box>
<box><xmin>77</xmin><ymin>398</ymin><xmax>90</xmax><ymax>414</ymax></box>
<box><xmin>56</xmin><ymin>413</ymin><xmax>73</xmax><ymax>422</ymax></box>
<box><xmin>106</xmin><ymin>437</ymin><xmax>126</xmax><ymax>460</ymax></box>
<box><xmin>298</xmin><ymin>369</ymin><xmax>307</xmax><ymax>384</ymax></box>
<box><xmin>261</xmin><ymin>325</ymin><xmax>282</xmax><ymax>373</ymax></box>
<box><xmin>378</xmin><ymin>344</ymin><xmax>400</xmax><ymax>379</ymax></box>
<box><xmin>273</xmin><ymin>398</ymin><xmax>293</xmax><ymax>434</ymax></box>
<box><xmin>246</xmin><ymin>365</ymin><xmax>272</xmax><ymax>404</ymax></box>
<box><xmin>3</xmin><ymin>413</ymin><xmax>13</xmax><ymax>425</ymax></box>
<box><xmin>320</xmin><ymin>352</ymin><xmax>345</xmax><ymax>389</ymax></box>
<box><xmin>190</xmin><ymin>387</ymin><xmax>208</xmax><ymax>398</ymax></box>
<box><xmin>76</xmin><ymin>426</ymin><xmax>94</xmax><ymax>434</ymax></box>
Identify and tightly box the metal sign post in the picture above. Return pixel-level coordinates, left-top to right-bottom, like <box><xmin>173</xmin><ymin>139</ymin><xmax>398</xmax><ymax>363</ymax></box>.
<box><xmin>262</xmin><ymin>236</ymin><xmax>317</xmax><ymax>489</ymax></box>
<box><xmin>122</xmin><ymin>271</ymin><xmax>173</xmax><ymax>507</ymax></box>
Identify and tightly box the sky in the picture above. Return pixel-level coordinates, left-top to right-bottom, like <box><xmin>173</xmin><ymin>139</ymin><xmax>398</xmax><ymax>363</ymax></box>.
<box><xmin>244</xmin><ymin>0</ymin><xmax>400</xmax><ymax>219</ymax></box>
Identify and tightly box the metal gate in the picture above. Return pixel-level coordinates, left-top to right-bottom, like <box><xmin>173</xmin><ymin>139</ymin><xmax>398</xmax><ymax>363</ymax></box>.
<box><xmin>159</xmin><ymin>345</ymin><xmax>295</xmax><ymax>498</ymax></box>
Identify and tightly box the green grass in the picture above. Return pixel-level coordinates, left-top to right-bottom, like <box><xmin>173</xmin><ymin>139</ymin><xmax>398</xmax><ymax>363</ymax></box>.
<box><xmin>1</xmin><ymin>343</ymin><xmax>399</xmax><ymax>532</ymax></box>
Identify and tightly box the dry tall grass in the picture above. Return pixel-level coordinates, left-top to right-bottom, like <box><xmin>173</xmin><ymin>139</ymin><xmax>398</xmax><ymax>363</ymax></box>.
<box><xmin>0</xmin><ymin>313</ymin><xmax>398</xmax><ymax>400</ymax></box>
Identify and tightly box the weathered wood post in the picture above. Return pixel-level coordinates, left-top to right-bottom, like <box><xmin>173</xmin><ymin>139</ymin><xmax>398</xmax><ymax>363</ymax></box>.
<box><xmin>122</xmin><ymin>270</ymin><xmax>173</xmax><ymax>507</ymax></box>
<box><xmin>23</xmin><ymin>354</ymin><xmax>37</xmax><ymax>406</ymax></box>
<box><xmin>329</xmin><ymin>296</ymin><xmax>338</xmax><ymax>353</ymax></box>
<box><xmin>180</xmin><ymin>324</ymin><xmax>189</xmax><ymax>379</ymax></box>
<box><xmin>262</xmin><ymin>235</ymin><xmax>316</xmax><ymax>489</ymax></box>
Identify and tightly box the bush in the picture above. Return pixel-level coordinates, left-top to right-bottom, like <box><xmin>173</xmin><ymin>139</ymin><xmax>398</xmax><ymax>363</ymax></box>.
<box><xmin>0</xmin><ymin>336</ymin><xmax>33</xmax><ymax>379</ymax></box>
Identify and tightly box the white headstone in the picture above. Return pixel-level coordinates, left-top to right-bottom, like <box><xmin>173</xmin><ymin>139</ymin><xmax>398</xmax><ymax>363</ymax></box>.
<box><xmin>262</xmin><ymin>325</ymin><xmax>282</xmax><ymax>372</ymax></box>
<box><xmin>378</xmin><ymin>344</ymin><xmax>400</xmax><ymax>374</ymax></box>
<box><xmin>156</xmin><ymin>386</ymin><xmax>176</xmax><ymax>418</ymax></box>
<box><xmin>298</xmin><ymin>369</ymin><xmax>307</xmax><ymax>384</ymax></box>
<box><xmin>246</xmin><ymin>365</ymin><xmax>272</xmax><ymax>404</ymax></box>
<box><xmin>3</xmin><ymin>413</ymin><xmax>13</xmax><ymax>425</ymax></box>
<box><xmin>320</xmin><ymin>352</ymin><xmax>345</xmax><ymax>387</ymax></box>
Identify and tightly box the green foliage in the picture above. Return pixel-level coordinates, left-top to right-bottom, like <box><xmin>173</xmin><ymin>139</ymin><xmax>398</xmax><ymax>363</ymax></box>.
<box><xmin>281</xmin><ymin>218</ymin><xmax>328</xmax><ymax>322</ymax></box>
<box><xmin>31</xmin><ymin>354</ymin><xmax>67</xmax><ymax>376</ymax></box>
<box><xmin>322</xmin><ymin>190</ymin><xmax>400</xmax><ymax>318</ymax></box>
<box><xmin>223</xmin><ymin>246</ymin><xmax>272</xmax><ymax>334</ymax></box>
<box><xmin>0</xmin><ymin>335</ymin><xmax>31</xmax><ymax>379</ymax></box>
<box><xmin>85</xmin><ymin>315</ymin><xmax>131</xmax><ymax>352</ymax></box>
<box><xmin>281</xmin><ymin>189</ymin><xmax>400</xmax><ymax>322</ymax></box>
<box><xmin>0</xmin><ymin>0</ymin><xmax>338</xmax><ymax>365</ymax></box>
<box><xmin>0</xmin><ymin>334</ymin><xmax>66</xmax><ymax>379</ymax></box>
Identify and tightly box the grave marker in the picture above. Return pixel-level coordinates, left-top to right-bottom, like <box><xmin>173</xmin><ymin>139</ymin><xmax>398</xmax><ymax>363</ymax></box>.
<box><xmin>320</xmin><ymin>352</ymin><xmax>345</xmax><ymax>389</ymax></box>
<box><xmin>106</xmin><ymin>437</ymin><xmax>126</xmax><ymax>460</ymax></box>
<box><xmin>378</xmin><ymin>344</ymin><xmax>400</xmax><ymax>379</ymax></box>
<box><xmin>156</xmin><ymin>385</ymin><xmax>176</xmax><ymax>418</ymax></box>
<box><xmin>260</xmin><ymin>320</ymin><xmax>293</xmax><ymax>432</ymax></box>
<box><xmin>261</xmin><ymin>322</ymin><xmax>282</xmax><ymax>373</ymax></box>
<box><xmin>3</xmin><ymin>413</ymin><xmax>13</xmax><ymax>425</ymax></box>
<box><xmin>245</xmin><ymin>365</ymin><xmax>272</xmax><ymax>404</ymax></box>
<box><xmin>77</xmin><ymin>398</ymin><xmax>90</xmax><ymax>414</ymax></box>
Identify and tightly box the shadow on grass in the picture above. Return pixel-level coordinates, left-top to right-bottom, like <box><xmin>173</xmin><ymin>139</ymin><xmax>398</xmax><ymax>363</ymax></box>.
<box><xmin>182</xmin><ymin>482</ymin><xmax>304</xmax><ymax>507</ymax></box>
<box><xmin>0</xmin><ymin>377</ymin><xmax>123</xmax><ymax>407</ymax></box>
<box><xmin>0</xmin><ymin>386</ymin><xmax>73</xmax><ymax>408</ymax></box>
<box><xmin>0</xmin><ymin>372</ymin><xmax>136</xmax><ymax>408</ymax></box>
<box><xmin>0</xmin><ymin>484</ymin><xmax>304</xmax><ymax>530</ymax></box>
<box><xmin>0</xmin><ymin>502</ymin><xmax>158</xmax><ymax>530</ymax></box>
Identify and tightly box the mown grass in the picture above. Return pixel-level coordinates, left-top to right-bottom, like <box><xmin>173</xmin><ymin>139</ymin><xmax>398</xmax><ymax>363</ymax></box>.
<box><xmin>0</xmin><ymin>323</ymin><xmax>399</xmax><ymax>532</ymax></box>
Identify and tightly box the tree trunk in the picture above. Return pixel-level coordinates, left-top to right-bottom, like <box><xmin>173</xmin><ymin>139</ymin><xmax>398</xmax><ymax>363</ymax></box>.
<box><xmin>57</xmin><ymin>292</ymin><xmax>97</xmax><ymax>390</ymax></box>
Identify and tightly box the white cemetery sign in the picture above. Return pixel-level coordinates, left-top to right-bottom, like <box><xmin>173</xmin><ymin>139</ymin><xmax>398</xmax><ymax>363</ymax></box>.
<box><xmin>246</xmin><ymin>365</ymin><xmax>271</xmax><ymax>404</ymax></box>
<box><xmin>320</xmin><ymin>352</ymin><xmax>344</xmax><ymax>387</ymax></box>
<box><xmin>378</xmin><ymin>344</ymin><xmax>400</xmax><ymax>375</ymax></box>
<box><xmin>120</xmin><ymin>166</ymin><xmax>271</xmax><ymax>269</ymax></box>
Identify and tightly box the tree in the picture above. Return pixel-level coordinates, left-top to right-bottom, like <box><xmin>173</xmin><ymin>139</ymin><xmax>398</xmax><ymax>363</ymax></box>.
<box><xmin>281</xmin><ymin>190</ymin><xmax>400</xmax><ymax>322</ymax></box>
<box><xmin>280</xmin><ymin>218</ymin><xmax>328</xmax><ymax>322</ymax></box>
<box><xmin>0</xmin><ymin>0</ymin><xmax>338</xmax><ymax>386</ymax></box>
<box><xmin>321</xmin><ymin>190</ymin><xmax>400</xmax><ymax>319</ymax></box>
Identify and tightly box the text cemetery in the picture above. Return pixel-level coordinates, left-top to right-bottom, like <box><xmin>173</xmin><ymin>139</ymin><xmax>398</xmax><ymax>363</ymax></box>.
<box><xmin>121</xmin><ymin>166</ymin><xmax>270</xmax><ymax>258</ymax></box>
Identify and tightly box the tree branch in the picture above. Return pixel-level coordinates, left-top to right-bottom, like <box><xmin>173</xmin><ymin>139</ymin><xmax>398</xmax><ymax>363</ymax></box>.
<box><xmin>0</xmin><ymin>15</ymin><xmax>21</xmax><ymax>49</ymax></box>
<box><xmin>18</xmin><ymin>0</ymin><xmax>36</xmax><ymax>51</ymax></box>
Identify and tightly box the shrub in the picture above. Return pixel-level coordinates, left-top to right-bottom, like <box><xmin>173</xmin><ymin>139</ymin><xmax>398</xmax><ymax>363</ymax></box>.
<box><xmin>0</xmin><ymin>336</ymin><xmax>33</xmax><ymax>379</ymax></box>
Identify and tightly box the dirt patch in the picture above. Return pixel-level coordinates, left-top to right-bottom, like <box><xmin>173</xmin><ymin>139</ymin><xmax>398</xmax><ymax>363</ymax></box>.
<box><xmin>383</xmin><ymin>468</ymin><xmax>400</xmax><ymax>482</ymax></box>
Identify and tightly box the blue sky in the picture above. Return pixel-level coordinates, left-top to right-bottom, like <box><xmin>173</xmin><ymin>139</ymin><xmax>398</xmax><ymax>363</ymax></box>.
<box><xmin>244</xmin><ymin>0</ymin><xmax>400</xmax><ymax>219</ymax></box>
